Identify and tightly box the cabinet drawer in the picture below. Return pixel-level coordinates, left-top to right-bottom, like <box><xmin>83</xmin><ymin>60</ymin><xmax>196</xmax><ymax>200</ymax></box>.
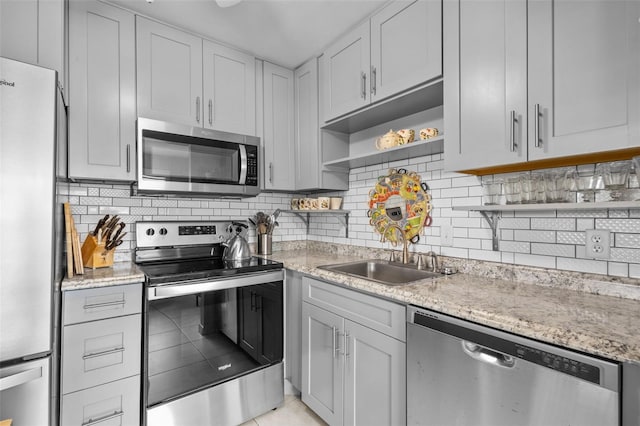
<box><xmin>62</xmin><ymin>314</ymin><xmax>141</xmax><ymax>394</ymax></box>
<box><xmin>61</xmin><ymin>375</ymin><xmax>140</xmax><ymax>426</ymax></box>
<box><xmin>302</xmin><ymin>277</ymin><xmax>406</xmax><ymax>341</ymax></box>
<box><xmin>63</xmin><ymin>283</ymin><xmax>142</xmax><ymax>325</ymax></box>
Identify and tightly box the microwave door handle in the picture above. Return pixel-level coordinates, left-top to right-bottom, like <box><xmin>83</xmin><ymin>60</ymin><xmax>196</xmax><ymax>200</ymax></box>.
<box><xmin>239</xmin><ymin>144</ymin><xmax>247</xmax><ymax>185</ymax></box>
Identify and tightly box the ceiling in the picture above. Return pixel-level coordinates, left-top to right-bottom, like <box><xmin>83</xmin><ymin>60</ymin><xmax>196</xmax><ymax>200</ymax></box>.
<box><xmin>108</xmin><ymin>0</ymin><xmax>388</xmax><ymax>69</ymax></box>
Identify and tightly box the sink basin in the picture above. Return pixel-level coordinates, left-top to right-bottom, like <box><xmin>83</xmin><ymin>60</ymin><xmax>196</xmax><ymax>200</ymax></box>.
<box><xmin>318</xmin><ymin>260</ymin><xmax>441</xmax><ymax>286</ymax></box>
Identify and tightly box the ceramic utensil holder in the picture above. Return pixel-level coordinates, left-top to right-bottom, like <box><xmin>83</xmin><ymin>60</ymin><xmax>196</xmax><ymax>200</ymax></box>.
<box><xmin>81</xmin><ymin>234</ymin><xmax>114</xmax><ymax>269</ymax></box>
<box><xmin>257</xmin><ymin>234</ymin><xmax>272</xmax><ymax>255</ymax></box>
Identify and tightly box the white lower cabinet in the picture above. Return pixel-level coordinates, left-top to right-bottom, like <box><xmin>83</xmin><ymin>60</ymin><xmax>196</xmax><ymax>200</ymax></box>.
<box><xmin>61</xmin><ymin>375</ymin><xmax>140</xmax><ymax>426</ymax></box>
<box><xmin>60</xmin><ymin>283</ymin><xmax>142</xmax><ymax>425</ymax></box>
<box><xmin>301</xmin><ymin>277</ymin><xmax>406</xmax><ymax>426</ymax></box>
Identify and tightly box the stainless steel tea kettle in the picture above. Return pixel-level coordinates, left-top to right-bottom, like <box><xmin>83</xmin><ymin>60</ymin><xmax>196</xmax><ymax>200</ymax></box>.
<box><xmin>222</xmin><ymin>222</ymin><xmax>251</xmax><ymax>262</ymax></box>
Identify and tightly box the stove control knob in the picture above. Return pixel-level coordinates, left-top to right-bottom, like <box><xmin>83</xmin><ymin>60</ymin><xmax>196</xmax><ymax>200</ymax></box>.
<box><xmin>159</xmin><ymin>228</ymin><xmax>168</xmax><ymax>236</ymax></box>
<box><xmin>146</xmin><ymin>228</ymin><xmax>155</xmax><ymax>236</ymax></box>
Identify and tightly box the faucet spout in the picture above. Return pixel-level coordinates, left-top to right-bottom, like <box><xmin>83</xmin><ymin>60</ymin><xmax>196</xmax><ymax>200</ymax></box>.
<box><xmin>386</xmin><ymin>223</ymin><xmax>409</xmax><ymax>264</ymax></box>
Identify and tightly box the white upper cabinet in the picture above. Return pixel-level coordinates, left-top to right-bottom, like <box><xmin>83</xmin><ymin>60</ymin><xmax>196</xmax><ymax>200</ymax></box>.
<box><xmin>0</xmin><ymin>0</ymin><xmax>65</xmax><ymax>86</ymax></box>
<box><xmin>444</xmin><ymin>0</ymin><xmax>527</xmax><ymax>171</ymax></box>
<box><xmin>68</xmin><ymin>0</ymin><xmax>136</xmax><ymax>181</ymax></box>
<box><xmin>444</xmin><ymin>0</ymin><xmax>640</xmax><ymax>173</ymax></box>
<box><xmin>202</xmin><ymin>40</ymin><xmax>256</xmax><ymax>135</ymax></box>
<box><xmin>137</xmin><ymin>18</ymin><xmax>256</xmax><ymax>135</ymax></box>
<box><xmin>527</xmin><ymin>0</ymin><xmax>640</xmax><ymax>161</ymax></box>
<box><xmin>295</xmin><ymin>58</ymin><xmax>321</xmax><ymax>191</ymax></box>
<box><xmin>136</xmin><ymin>17</ymin><xmax>203</xmax><ymax>127</ymax></box>
<box><xmin>263</xmin><ymin>62</ymin><xmax>295</xmax><ymax>191</ymax></box>
<box><xmin>323</xmin><ymin>0</ymin><xmax>442</xmax><ymax>123</ymax></box>
<box><xmin>370</xmin><ymin>0</ymin><xmax>442</xmax><ymax>103</ymax></box>
<box><xmin>323</xmin><ymin>21</ymin><xmax>371</xmax><ymax>121</ymax></box>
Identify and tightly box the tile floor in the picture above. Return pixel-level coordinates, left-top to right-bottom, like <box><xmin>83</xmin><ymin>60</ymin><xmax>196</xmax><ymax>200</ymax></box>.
<box><xmin>241</xmin><ymin>394</ymin><xmax>327</xmax><ymax>426</ymax></box>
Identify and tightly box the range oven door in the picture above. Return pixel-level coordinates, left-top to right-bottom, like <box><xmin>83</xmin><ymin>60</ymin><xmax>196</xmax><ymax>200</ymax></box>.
<box><xmin>144</xmin><ymin>270</ymin><xmax>283</xmax><ymax>410</ymax></box>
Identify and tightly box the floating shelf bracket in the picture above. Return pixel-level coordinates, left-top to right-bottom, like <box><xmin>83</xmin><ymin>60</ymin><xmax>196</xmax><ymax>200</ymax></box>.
<box><xmin>479</xmin><ymin>211</ymin><xmax>500</xmax><ymax>251</ymax></box>
<box><xmin>284</xmin><ymin>210</ymin><xmax>350</xmax><ymax>238</ymax></box>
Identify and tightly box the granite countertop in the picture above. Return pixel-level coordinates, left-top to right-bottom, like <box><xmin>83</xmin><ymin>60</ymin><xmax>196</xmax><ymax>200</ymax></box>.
<box><xmin>268</xmin><ymin>249</ymin><xmax>640</xmax><ymax>364</ymax></box>
<box><xmin>61</xmin><ymin>262</ymin><xmax>145</xmax><ymax>291</ymax></box>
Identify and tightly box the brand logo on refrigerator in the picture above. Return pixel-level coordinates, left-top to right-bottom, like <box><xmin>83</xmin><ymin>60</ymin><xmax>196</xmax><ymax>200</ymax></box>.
<box><xmin>0</xmin><ymin>78</ymin><xmax>16</xmax><ymax>87</ymax></box>
<box><xmin>218</xmin><ymin>363</ymin><xmax>232</xmax><ymax>371</ymax></box>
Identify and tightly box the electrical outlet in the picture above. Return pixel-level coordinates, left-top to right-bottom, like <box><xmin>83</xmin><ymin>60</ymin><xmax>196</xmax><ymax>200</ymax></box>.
<box><xmin>585</xmin><ymin>229</ymin><xmax>611</xmax><ymax>260</ymax></box>
<box><xmin>441</xmin><ymin>219</ymin><xmax>453</xmax><ymax>247</ymax></box>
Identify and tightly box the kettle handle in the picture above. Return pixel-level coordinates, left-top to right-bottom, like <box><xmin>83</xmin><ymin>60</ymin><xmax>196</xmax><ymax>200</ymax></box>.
<box><xmin>232</xmin><ymin>221</ymin><xmax>248</xmax><ymax>229</ymax></box>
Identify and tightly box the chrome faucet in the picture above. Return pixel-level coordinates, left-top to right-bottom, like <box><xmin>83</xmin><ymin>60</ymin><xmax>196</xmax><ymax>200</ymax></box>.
<box><xmin>385</xmin><ymin>223</ymin><xmax>409</xmax><ymax>264</ymax></box>
<box><xmin>425</xmin><ymin>251</ymin><xmax>439</xmax><ymax>273</ymax></box>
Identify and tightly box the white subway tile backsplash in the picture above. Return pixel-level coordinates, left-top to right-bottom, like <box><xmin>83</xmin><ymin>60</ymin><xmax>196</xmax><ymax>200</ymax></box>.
<box><xmin>67</xmin><ymin>154</ymin><xmax>640</xmax><ymax>278</ymax></box>
<box><xmin>500</xmin><ymin>241</ymin><xmax>531</xmax><ymax>254</ymax></box>
<box><xmin>531</xmin><ymin>243</ymin><xmax>575</xmax><ymax>258</ymax></box>
<box><xmin>608</xmin><ymin>262</ymin><xmax>629</xmax><ymax>277</ymax></box>
<box><xmin>596</xmin><ymin>219</ymin><xmax>640</xmax><ymax>233</ymax></box>
<box><xmin>513</xmin><ymin>253</ymin><xmax>556</xmax><ymax>269</ymax></box>
<box><xmin>513</xmin><ymin>230</ymin><xmax>556</xmax><ymax>243</ymax></box>
<box><xmin>531</xmin><ymin>218</ymin><xmax>575</xmax><ymax>231</ymax></box>
<box><xmin>556</xmin><ymin>257</ymin><xmax>607</xmax><ymax>275</ymax></box>
<box><xmin>556</xmin><ymin>231</ymin><xmax>585</xmax><ymax>245</ymax></box>
<box><xmin>500</xmin><ymin>218</ymin><xmax>530</xmax><ymax>229</ymax></box>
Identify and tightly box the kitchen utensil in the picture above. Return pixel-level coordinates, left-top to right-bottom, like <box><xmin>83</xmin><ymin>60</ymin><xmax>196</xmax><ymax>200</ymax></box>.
<box><xmin>598</xmin><ymin>160</ymin><xmax>631</xmax><ymax>200</ymax></box>
<box><xmin>544</xmin><ymin>168</ymin><xmax>573</xmax><ymax>203</ymax></box>
<box><xmin>257</xmin><ymin>233</ymin><xmax>272</xmax><ymax>255</ymax></box>
<box><xmin>222</xmin><ymin>222</ymin><xmax>251</xmax><ymax>261</ymax></box>
<box><xmin>504</xmin><ymin>177</ymin><xmax>521</xmax><ymax>205</ymax></box>
<box><xmin>92</xmin><ymin>214</ymin><xmax>109</xmax><ymax>235</ymax></box>
<box><xmin>482</xmin><ymin>179</ymin><xmax>503</xmax><ymax>205</ymax></box>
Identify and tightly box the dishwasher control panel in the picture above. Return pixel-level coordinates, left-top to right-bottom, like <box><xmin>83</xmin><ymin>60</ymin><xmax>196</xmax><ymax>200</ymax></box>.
<box><xmin>515</xmin><ymin>344</ymin><xmax>600</xmax><ymax>385</ymax></box>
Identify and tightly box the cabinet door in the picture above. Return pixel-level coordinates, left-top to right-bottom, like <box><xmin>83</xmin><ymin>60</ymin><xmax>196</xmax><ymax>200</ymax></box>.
<box><xmin>302</xmin><ymin>302</ymin><xmax>344</xmax><ymax>426</ymax></box>
<box><xmin>370</xmin><ymin>0</ymin><xmax>442</xmax><ymax>103</ymax></box>
<box><xmin>203</xmin><ymin>40</ymin><xmax>256</xmax><ymax>135</ymax></box>
<box><xmin>0</xmin><ymin>0</ymin><xmax>38</xmax><ymax>64</ymax></box>
<box><xmin>528</xmin><ymin>0</ymin><xmax>640</xmax><ymax>161</ymax></box>
<box><xmin>295</xmin><ymin>58</ymin><xmax>320</xmax><ymax>190</ymax></box>
<box><xmin>285</xmin><ymin>270</ymin><xmax>303</xmax><ymax>391</ymax></box>
<box><xmin>136</xmin><ymin>17</ymin><xmax>203</xmax><ymax>127</ymax></box>
<box><xmin>443</xmin><ymin>0</ymin><xmax>527</xmax><ymax>172</ymax></box>
<box><xmin>263</xmin><ymin>62</ymin><xmax>295</xmax><ymax>191</ymax></box>
<box><xmin>322</xmin><ymin>20</ymin><xmax>371</xmax><ymax>122</ymax></box>
<box><xmin>0</xmin><ymin>0</ymin><xmax>64</xmax><ymax>76</ymax></box>
<box><xmin>343</xmin><ymin>320</ymin><xmax>406</xmax><ymax>426</ymax></box>
<box><xmin>68</xmin><ymin>0</ymin><xmax>136</xmax><ymax>181</ymax></box>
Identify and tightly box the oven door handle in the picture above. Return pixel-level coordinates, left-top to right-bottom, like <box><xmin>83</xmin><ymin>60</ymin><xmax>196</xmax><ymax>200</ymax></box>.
<box><xmin>148</xmin><ymin>269</ymin><xmax>284</xmax><ymax>300</ymax></box>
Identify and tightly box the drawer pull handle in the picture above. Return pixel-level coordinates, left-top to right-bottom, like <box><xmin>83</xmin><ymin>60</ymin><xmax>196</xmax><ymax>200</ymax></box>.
<box><xmin>82</xmin><ymin>346</ymin><xmax>125</xmax><ymax>360</ymax></box>
<box><xmin>0</xmin><ymin>366</ymin><xmax>42</xmax><ymax>391</ymax></box>
<box><xmin>82</xmin><ymin>410</ymin><xmax>124</xmax><ymax>426</ymax></box>
<box><xmin>83</xmin><ymin>300</ymin><xmax>125</xmax><ymax>310</ymax></box>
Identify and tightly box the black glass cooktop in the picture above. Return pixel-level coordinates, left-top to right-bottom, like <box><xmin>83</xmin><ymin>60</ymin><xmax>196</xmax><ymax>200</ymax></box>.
<box><xmin>139</xmin><ymin>256</ymin><xmax>283</xmax><ymax>286</ymax></box>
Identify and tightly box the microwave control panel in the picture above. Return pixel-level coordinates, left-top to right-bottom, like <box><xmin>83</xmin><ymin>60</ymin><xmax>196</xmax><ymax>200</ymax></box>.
<box><xmin>245</xmin><ymin>145</ymin><xmax>258</xmax><ymax>186</ymax></box>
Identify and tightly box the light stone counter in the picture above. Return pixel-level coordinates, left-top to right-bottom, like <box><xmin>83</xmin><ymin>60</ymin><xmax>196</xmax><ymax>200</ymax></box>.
<box><xmin>268</xmin><ymin>248</ymin><xmax>640</xmax><ymax>364</ymax></box>
<box><xmin>61</xmin><ymin>262</ymin><xmax>145</xmax><ymax>291</ymax></box>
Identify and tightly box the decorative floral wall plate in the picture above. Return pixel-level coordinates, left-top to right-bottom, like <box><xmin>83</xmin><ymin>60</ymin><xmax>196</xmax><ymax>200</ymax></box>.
<box><xmin>367</xmin><ymin>168</ymin><xmax>433</xmax><ymax>246</ymax></box>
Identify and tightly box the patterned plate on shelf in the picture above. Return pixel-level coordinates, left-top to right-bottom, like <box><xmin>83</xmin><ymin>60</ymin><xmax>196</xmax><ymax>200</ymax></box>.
<box><xmin>367</xmin><ymin>168</ymin><xmax>433</xmax><ymax>246</ymax></box>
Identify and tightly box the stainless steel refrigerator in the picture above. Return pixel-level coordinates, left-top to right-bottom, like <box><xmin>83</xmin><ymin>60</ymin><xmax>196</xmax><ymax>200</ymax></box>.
<box><xmin>0</xmin><ymin>57</ymin><xmax>60</xmax><ymax>425</ymax></box>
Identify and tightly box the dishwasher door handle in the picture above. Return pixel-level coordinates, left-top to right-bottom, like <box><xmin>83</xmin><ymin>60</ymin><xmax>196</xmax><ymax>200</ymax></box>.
<box><xmin>462</xmin><ymin>341</ymin><xmax>515</xmax><ymax>368</ymax></box>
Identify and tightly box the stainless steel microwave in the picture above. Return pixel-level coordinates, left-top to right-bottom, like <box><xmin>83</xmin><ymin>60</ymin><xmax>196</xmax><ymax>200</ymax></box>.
<box><xmin>136</xmin><ymin>118</ymin><xmax>260</xmax><ymax>197</ymax></box>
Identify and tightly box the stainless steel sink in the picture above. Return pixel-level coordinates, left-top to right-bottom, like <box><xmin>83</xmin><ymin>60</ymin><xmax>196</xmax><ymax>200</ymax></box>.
<box><xmin>318</xmin><ymin>259</ymin><xmax>442</xmax><ymax>286</ymax></box>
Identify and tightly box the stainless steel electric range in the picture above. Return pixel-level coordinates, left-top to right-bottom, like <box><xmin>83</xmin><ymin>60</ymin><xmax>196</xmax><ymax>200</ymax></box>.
<box><xmin>134</xmin><ymin>221</ymin><xmax>284</xmax><ymax>426</ymax></box>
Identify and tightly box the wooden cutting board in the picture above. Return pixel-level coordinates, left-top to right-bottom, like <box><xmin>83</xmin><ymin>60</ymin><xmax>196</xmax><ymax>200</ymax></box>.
<box><xmin>63</xmin><ymin>202</ymin><xmax>84</xmax><ymax>277</ymax></box>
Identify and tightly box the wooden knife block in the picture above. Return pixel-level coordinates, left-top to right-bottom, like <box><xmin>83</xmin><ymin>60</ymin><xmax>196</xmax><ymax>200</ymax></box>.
<box><xmin>81</xmin><ymin>235</ymin><xmax>114</xmax><ymax>269</ymax></box>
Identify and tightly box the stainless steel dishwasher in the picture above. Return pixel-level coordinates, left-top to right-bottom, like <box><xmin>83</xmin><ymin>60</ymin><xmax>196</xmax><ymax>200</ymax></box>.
<box><xmin>407</xmin><ymin>306</ymin><xmax>620</xmax><ymax>426</ymax></box>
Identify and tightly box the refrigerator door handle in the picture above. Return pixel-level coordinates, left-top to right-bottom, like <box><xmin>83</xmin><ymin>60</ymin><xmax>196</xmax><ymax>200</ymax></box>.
<box><xmin>0</xmin><ymin>366</ymin><xmax>42</xmax><ymax>391</ymax></box>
